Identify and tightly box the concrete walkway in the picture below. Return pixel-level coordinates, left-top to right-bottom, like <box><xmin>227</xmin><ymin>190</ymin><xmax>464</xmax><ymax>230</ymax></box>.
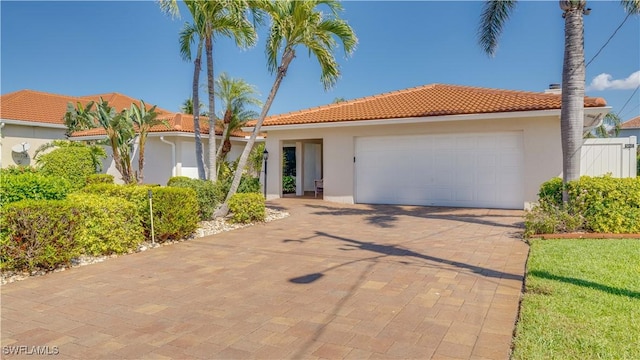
<box><xmin>1</xmin><ymin>198</ymin><xmax>528</xmax><ymax>359</ymax></box>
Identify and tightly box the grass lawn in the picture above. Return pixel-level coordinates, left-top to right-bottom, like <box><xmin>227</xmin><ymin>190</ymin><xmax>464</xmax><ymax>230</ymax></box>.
<box><xmin>512</xmin><ymin>239</ymin><xmax>640</xmax><ymax>360</ymax></box>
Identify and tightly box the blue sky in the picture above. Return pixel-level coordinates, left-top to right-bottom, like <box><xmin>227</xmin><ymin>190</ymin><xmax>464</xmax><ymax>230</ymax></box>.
<box><xmin>2</xmin><ymin>1</ymin><xmax>639</xmax><ymax>121</ymax></box>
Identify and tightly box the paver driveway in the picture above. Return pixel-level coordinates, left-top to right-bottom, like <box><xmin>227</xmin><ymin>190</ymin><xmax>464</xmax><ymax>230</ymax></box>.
<box><xmin>1</xmin><ymin>198</ymin><xmax>528</xmax><ymax>359</ymax></box>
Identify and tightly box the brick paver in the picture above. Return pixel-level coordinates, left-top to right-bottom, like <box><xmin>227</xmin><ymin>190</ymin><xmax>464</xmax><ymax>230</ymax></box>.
<box><xmin>1</xmin><ymin>198</ymin><xmax>528</xmax><ymax>359</ymax></box>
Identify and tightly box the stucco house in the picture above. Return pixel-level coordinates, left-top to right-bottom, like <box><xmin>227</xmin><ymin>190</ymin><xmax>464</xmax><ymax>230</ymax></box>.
<box><xmin>620</xmin><ymin>115</ymin><xmax>640</xmax><ymax>143</ymax></box>
<box><xmin>249</xmin><ymin>84</ymin><xmax>611</xmax><ymax>210</ymax></box>
<box><xmin>0</xmin><ymin>90</ymin><xmax>254</xmax><ymax>185</ymax></box>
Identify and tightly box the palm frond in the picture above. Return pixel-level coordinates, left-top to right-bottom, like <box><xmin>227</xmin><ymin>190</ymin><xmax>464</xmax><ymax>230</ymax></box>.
<box><xmin>478</xmin><ymin>0</ymin><xmax>517</xmax><ymax>57</ymax></box>
<box><xmin>621</xmin><ymin>0</ymin><xmax>640</xmax><ymax>14</ymax></box>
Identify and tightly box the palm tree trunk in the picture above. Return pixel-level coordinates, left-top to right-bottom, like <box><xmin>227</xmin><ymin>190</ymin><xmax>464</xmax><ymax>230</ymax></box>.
<box><xmin>137</xmin><ymin>135</ymin><xmax>146</xmax><ymax>184</ymax></box>
<box><xmin>560</xmin><ymin>4</ymin><xmax>586</xmax><ymax>203</ymax></box>
<box><xmin>215</xmin><ymin>49</ymin><xmax>295</xmax><ymax>217</ymax></box>
<box><xmin>206</xmin><ymin>34</ymin><xmax>217</xmax><ymax>181</ymax></box>
<box><xmin>216</xmin><ymin>109</ymin><xmax>232</xmax><ymax>159</ymax></box>
<box><xmin>193</xmin><ymin>42</ymin><xmax>206</xmax><ymax>180</ymax></box>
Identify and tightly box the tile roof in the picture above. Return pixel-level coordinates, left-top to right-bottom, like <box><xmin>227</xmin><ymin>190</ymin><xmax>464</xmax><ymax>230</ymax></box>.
<box><xmin>621</xmin><ymin>115</ymin><xmax>640</xmax><ymax>129</ymax></box>
<box><xmin>0</xmin><ymin>89</ymin><xmax>250</xmax><ymax>137</ymax></box>
<box><xmin>251</xmin><ymin>84</ymin><xmax>608</xmax><ymax>127</ymax></box>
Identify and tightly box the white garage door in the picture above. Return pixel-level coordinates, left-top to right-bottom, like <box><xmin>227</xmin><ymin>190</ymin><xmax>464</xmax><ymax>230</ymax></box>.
<box><xmin>355</xmin><ymin>132</ymin><xmax>524</xmax><ymax>209</ymax></box>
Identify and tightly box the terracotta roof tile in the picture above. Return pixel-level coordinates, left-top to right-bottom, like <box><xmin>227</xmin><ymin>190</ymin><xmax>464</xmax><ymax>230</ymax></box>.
<box><xmin>621</xmin><ymin>115</ymin><xmax>640</xmax><ymax>129</ymax></box>
<box><xmin>251</xmin><ymin>84</ymin><xmax>608</xmax><ymax>127</ymax></box>
<box><xmin>0</xmin><ymin>89</ymin><xmax>252</xmax><ymax>137</ymax></box>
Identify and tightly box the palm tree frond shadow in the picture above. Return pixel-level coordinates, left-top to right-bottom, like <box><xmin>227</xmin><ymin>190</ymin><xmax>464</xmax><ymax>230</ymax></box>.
<box><xmin>529</xmin><ymin>270</ymin><xmax>640</xmax><ymax>299</ymax></box>
<box><xmin>316</xmin><ymin>231</ymin><xmax>523</xmax><ymax>281</ymax></box>
<box><xmin>305</xmin><ymin>203</ymin><xmax>524</xmax><ymax>231</ymax></box>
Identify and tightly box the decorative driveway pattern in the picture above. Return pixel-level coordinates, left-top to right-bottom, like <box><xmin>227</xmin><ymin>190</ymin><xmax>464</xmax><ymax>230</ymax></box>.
<box><xmin>1</xmin><ymin>199</ymin><xmax>528</xmax><ymax>359</ymax></box>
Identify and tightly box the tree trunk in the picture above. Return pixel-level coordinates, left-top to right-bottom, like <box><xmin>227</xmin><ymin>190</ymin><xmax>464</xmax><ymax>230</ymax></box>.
<box><xmin>193</xmin><ymin>42</ymin><xmax>206</xmax><ymax>180</ymax></box>
<box><xmin>206</xmin><ymin>34</ymin><xmax>217</xmax><ymax>181</ymax></box>
<box><xmin>215</xmin><ymin>49</ymin><xmax>296</xmax><ymax>217</ymax></box>
<box><xmin>216</xmin><ymin>108</ymin><xmax>232</xmax><ymax>159</ymax></box>
<box><xmin>560</xmin><ymin>4</ymin><xmax>586</xmax><ymax>203</ymax></box>
<box><xmin>137</xmin><ymin>134</ymin><xmax>146</xmax><ymax>184</ymax></box>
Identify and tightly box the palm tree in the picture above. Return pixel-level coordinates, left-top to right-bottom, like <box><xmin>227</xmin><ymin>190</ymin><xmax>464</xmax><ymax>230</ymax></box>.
<box><xmin>180</xmin><ymin>97</ymin><xmax>205</xmax><ymax>115</ymax></box>
<box><xmin>217</xmin><ymin>0</ymin><xmax>358</xmax><ymax>216</ymax></box>
<box><xmin>595</xmin><ymin>112</ymin><xmax>622</xmax><ymax>138</ymax></box>
<box><xmin>160</xmin><ymin>0</ymin><xmax>259</xmax><ymax>181</ymax></box>
<box><xmin>214</xmin><ymin>72</ymin><xmax>261</xmax><ymax>164</ymax></box>
<box><xmin>478</xmin><ymin>0</ymin><xmax>640</xmax><ymax>203</ymax></box>
<box><xmin>179</xmin><ymin>20</ymin><xmax>207</xmax><ymax>179</ymax></box>
<box><xmin>129</xmin><ymin>100</ymin><xmax>169</xmax><ymax>183</ymax></box>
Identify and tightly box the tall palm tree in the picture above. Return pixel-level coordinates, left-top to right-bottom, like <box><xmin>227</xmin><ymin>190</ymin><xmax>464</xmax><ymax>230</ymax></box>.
<box><xmin>160</xmin><ymin>0</ymin><xmax>259</xmax><ymax>181</ymax></box>
<box><xmin>214</xmin><ymin>72</ymin><xmax>261</xmax><ymax>163</ymax></box>
<box><xmin>478</xmin><ymin>0</ymin><xmax>640</xmax><ymax>203</ymax></box>
<box><xmin>129</xmin><ymin>100</ymin><xmax>168</xmax><ymax>183</ymax></box>
<box><xmin>179</xmin><ymin>20</ymin><xmax>207</xmax><ymax>179</ymax></box>
<box><xmin>217</xmin><ymin>0</ymin><xmax>357</xmax><ymax>216</ymax></box>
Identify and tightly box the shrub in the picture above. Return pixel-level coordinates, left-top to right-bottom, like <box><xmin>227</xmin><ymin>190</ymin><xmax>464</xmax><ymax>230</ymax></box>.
<box><xmin>0</xmin><ymin>200</ymin><xmax>83</xmax><ymax>272</ymax></box>
<box><xmin>150</xmin><ymin>187</ymin><xmax>200</xmax><ymax>241</ymax></box>
<box><xmin>524</xmin><ymin>201</ymin><xmax>584</xmax><ymax>238</ymax></box>
<box><xmin>0</xmin><ymin>172</ymin><xmax>70</xmax><ymax>207</ymax></box>
<box><xmin>568</xmin><ymin>176</ymin><xmax>640</xmax><ymax>233</ymax></box>
<box><xmin>0</xmin><ymin>165</ymin><xmax>39</xmax><ymax>176</ymax></box>
<box><xmin>37</xmin><ymin>145</ymin><xmax>99</xmax><ymax>190</ymax></box>
<box><xmin>238</xmin><ymin>175</ymin><xmax>261</xmax><ymax>194</ymax></box>
<box><xmin>526</xmin><ymin>176</ymin><xmax>640</xmax><ymax>236</ymax></box>
<box><xmin>67</xmin><ymin>194</ymin><xmax>144</xmax><ymax>255</ymax></box>
<box><xmin>86</xmin><ymin>174</ymin><xmax>114</xmax><ymax>185</ymax></box>
<box><xmin>81</xmin><ymin>184</ymin><xmax>199</xmax><ymax>242</ymax></box>
<box><xmin>282</xmin><ymin>175</ymin><xmax>296</xmax><ymax>194</ymax></box>
<box><xmin>167</xmin><ymin>176</ymin><xmax>225</xmax><ymax>220</ymax></box>
<box><xmin>228</xmin><ymin>193</ymin><xmax>265</xmax><ymax>223</ymax></box>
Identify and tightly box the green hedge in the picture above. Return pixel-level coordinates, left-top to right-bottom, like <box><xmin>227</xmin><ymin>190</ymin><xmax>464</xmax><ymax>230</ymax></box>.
<box><xmin>0</xmin><ymin>165</ymin><xmax>39</xmax><ymax>176</ymax></box>
<box><xmin>0</xmin><ymin>172</ymin><xmax>70</xmax><ymax>207</ymax></box>
<box><xmin>526</xmin><ymin>176</ymin><xmax>640</xmax><ymax>236</ymax></box>
<box><xmin>228</xmin><ymin>193</ymin><xmax>265</xmax><ymax>223</ymax></box>
<box><xmin>81</xmin><ymin>184</ymin><xmax>199</xmax><ymax>242</ymax></box>
<box><xmin>0</xmin><ymin>200</ymin><xmax>83</xmax><ymax>271</ymax></box>
<box><xmin>86</xmin><ymin>174</ymin><xmax>114</xmax><ymax>185</ymax></box>
<box><xmin>37</xmin><ymin>146</ymin><xmax>97</xmax><ymax>190</ymax></box>
<box><xmin>67</xmin><ymin>194</ymin><xmax>144</xmax><ymax>255</ymax></box>
<box><xmin>167</xmin><ymin>176</ymin><xmax>225</xmax><ymax>220</ymax></box>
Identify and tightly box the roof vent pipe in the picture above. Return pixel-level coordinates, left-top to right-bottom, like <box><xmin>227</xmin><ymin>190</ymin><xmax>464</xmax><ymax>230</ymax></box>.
<box><xmin>544</xmin><ymin>83</ymin><xmax>562</xmax><ymax>94</ymax></box>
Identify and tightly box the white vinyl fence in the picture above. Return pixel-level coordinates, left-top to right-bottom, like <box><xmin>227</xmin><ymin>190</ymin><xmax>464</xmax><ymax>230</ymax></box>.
<box><xmin>581</xmin><ymin>136</ymin><xmax>637</xmax><ymax>178</ymax></box>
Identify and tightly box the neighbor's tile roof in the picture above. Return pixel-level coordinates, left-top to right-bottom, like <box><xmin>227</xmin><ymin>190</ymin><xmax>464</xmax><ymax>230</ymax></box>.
<box><xmin>252</xmin><ymin>84</ymin><xmax>608</xmax><ymax>127</ymax></box>
<box><xmin>0</xmin><ymin>89</ymin><xmax>249</xmax><ymax>137</ymax></box>
<box><xmin>621</xmin><ymin>115</ymin><xmax>640</xmax><ymax>129</ymax></box>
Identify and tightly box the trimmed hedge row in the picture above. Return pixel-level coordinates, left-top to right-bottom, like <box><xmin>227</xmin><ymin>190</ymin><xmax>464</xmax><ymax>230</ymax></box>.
<box><xmin>167</xmin><ymin>176</ymin><xmax>224</xmax><ymax>220</ymax></box>
<box><xmin>81</xmin><ymin>184</ymin><xmax>199</xmax><ymax>242</ymax></box>
<box><xmin>0</xmin><ymin>172</ymin><xmax>70</xmax><ymax>207</ymax></box>
<box><xmin>525</xmin><ymin>176</ymin><xmax>640</xmax><ymax>236</ymax></box>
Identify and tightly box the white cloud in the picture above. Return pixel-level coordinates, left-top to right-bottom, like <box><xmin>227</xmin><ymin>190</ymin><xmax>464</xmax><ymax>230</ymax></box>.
<box><xmin>587</xmin><ymin>70</ymin><xmax>640</xmax><ymax>91</ymax></box>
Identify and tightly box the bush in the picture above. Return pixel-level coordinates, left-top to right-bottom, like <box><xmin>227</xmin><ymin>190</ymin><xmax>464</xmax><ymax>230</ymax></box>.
<box><xmin>0</xmin><ymin>200</ymin><xmax>83</xmax><ymax>272</ymax></box>
<box><xmin>0</xmin><ymin>165</ymin><xmax>39</xmax><ymax>176</ymax></box>
<box><xmin>526</xmin><ymin>176</ymin><xmax>640</xmax><ymax>236</ymax></box>
<box><xmin>167</xmin><ymin>176</ymin><xmax>225</xmax><ymax>220</ymax></box>
<box><xmin>37</xmin><ymin>146</ymin><xmax>98</xmax><ymax>190</ymax></box>
<box><xmin>228</xmin><ymin>193</ymin><xmax>265</xmax><ymax>223</ymax></box>
<box><xmin>81</xmin><ymin>184</ymin><xmax>199</xmax><ymax>242</ymax></box>
<box><xmin>282</xmin><ymin>175</ymin><xmax>296</xmax><ymax>194</ymax></box>
<box><xmin>67</xmin><ymin>194</ymin><xmax>144</xmax><ymax>255</ymax></box>
<box><xmin>0</xmin><ymin>172</ymin><xmax>70</xmax><ymax>207</ymax></box>
<box><xmin>86</xmin><ymin>174</ymin><xmax>114</xmax><ymax>185</ymax></box>
<box><xmin>238</xmin><ymin>175</ymin><xmax>261</xmax><ymax>194</ymax></box>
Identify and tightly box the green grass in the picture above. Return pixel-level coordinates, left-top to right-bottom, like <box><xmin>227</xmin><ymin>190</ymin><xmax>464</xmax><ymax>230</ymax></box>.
<box><xmin>512</xmin><ymin>239</ymin><xmax>640</xmax><ymax>360</ymax></box>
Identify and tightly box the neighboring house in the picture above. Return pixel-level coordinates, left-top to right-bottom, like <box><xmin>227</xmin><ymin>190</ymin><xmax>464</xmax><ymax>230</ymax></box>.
<box><xmin>246</xmin><ymin>84</ymin><xmax>612</xmax><ymax>210</ymax></box>
<box><xmin>620</xmin><ymin>115</ymin><xmax>640</xmax><ymax>143</ymax></box>
<box><xmin>0</xmin><ymin>90</ymin><xmax>256</xmax><ymax>185</ymax></box>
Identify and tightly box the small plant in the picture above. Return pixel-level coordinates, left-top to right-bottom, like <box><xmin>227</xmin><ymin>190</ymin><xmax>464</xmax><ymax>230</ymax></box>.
<box><xmin>0</xmin><ymin>172</ymin><xmax>70</xmax><ymax>207</ymax></box>
<box><xmin>228</xmin><ymin>193</ymin><xmax>266</xmax><ymax>223</ymax></box>
<box><xmin>282</xmin><ymin>175</ymin><xmax>296</xmax><ymax>194</ymax></box>
<box><xmin>0</xmin><ymin>200</ymin><xmax>83</xmax><ymax>271</ymax></box>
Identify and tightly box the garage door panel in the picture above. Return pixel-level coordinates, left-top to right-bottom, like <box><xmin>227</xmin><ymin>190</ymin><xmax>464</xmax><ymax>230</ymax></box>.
<box><xmin>355</xmin><ymin>132</ymin><xmax>524</xmax><ymax>209</ymax></box>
